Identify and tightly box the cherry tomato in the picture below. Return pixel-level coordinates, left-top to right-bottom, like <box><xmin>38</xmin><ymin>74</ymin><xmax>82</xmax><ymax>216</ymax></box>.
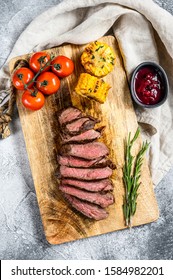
<box><xmin>29</xmin><ymin>52</ymin><xmax>51</xmax><ymax>73</ymax></box>
<box><xmin>12</xmin><ymin>67</ymin><xmax>34</xmax><ymax>90</ymax></box>
<box><xmin>36</xmin><ymin>72</ymin><xmax>60</xmax><ymax>95</ymax></box>
<box><xmin>22</xmin><ymin>89</ymin><xmax>45</xmax><ymax>111</ymax></box>
<box><xmin>51</xmin><ymin>55</ymin><xmax>74</xmax><ymax>78</ymax></box>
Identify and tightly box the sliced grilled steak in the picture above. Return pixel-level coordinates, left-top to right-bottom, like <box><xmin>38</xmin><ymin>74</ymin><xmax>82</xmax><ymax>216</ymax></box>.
<box><xmin>61</xmin><ymin>178</ymin><xmax>113</xmax><ymax>192</ymax></box>
<box><xmin>61</xmin><ymin>129</ymin><xmax>101</xmax><ymax>144</ymax></box>
<box><xmin>64</xmin><ymin>117</ymin><xmax>99</xmax><ymax>136</ymax></box>
<box><xmin>58</xmin><ymin>155</ymin><xmax>115</xmax><ymax>169</ymax></box>
<box><xmin>63</xmin><ymin>193</ymin><xmax>108</xmax><ymax>220</ymax></box>
<box><xmin>59</xmin><ymin>185</ymin><xmax>115</xmax><ymax>208</ymax></box>
<box><xmin>58</xmin><ymin>107</ymin><xmax>82</xmax><ymax>126</ymax></box>
<box><xmin>57</xmin><ymin>155</ymin><xmax>103</xmax><ymax>168</ymax></box>
<box><xmin>56</xmin><ymin>166</ymin><xmax>112</xmax><ymax>180</ymax></box>
<box><xmin>60</xmin><ymin>142</ymin><xmax>109</xmax><ymax>160</ymax></box>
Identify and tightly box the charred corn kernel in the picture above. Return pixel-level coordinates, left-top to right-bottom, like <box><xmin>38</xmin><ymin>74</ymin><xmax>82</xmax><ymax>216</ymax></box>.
<box><xmin>75</xmin><ymin>73</ymin><xmax>111</xmax><ymax>103</ymax></box>
<box><xmin>81</xmin><ymin>41</ymin><xmax>116</xmax><ymax>77</ymax></box>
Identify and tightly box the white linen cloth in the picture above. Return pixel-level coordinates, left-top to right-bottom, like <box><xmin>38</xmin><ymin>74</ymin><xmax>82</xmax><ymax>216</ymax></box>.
<box><xmin>0</xmin><ymin>0</ymin><xmax>173</xmax><ymax>186</ymax></box>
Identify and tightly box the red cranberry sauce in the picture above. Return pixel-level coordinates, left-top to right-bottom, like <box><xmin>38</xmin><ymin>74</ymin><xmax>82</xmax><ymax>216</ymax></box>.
<box><xmin>134</xmin><ymin>66</ymin><xmax>164</xmax><ymax>105</ymax></box>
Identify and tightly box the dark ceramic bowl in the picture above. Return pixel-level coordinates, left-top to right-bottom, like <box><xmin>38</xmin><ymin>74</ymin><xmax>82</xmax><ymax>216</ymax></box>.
<box><xmin>130</xmin><ymin>62</ymin><xmax>169</xmax><ymax>108</ymax></box>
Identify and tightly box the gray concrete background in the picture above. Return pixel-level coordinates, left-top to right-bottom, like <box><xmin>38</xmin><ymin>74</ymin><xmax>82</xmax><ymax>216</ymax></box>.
<box><xmin>0</xmin><ymin>0</ymin><xmax>173</xmax><ymax>260</ymax></box>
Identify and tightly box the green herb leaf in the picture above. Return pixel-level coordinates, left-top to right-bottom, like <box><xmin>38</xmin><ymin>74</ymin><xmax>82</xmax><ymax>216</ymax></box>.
<box><xmin>17</xmin><ymin>73</ymin><xmax>23</xmax><ymax>80</ymax></box>
<box><xmin>41</xmin><ymin>80</ymin><xmax>48</xmax><ymax>87</ymax></box>
<box><xmin>54</xmin><ymin>63</ymin><xmax>61</xmax><ymax>70</ymax></box>
<box><xmin>123</xmin><ymin>128</ymin><xmax>149</xmax><ymax>227</ymax></box>
<box><xmin>96</xmin><ymin>45</ymin><xmax>104</xmax><ymax>52</ymax></box>
<box><xmin>38</xmin><ymin>56</ymin><xmax>47</xmax><ymax>64</ymax></box>
<box><xmin>31</xmin><ymin>89</ymin><xmax>38</xmax><ymax>97</ymax></box>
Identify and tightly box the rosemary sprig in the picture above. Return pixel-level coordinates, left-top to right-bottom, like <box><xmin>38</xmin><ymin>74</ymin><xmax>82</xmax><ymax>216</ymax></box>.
<box><xmin>123</xmin><ymin>128</ymin><xmax>150</xmax><ymax>227</ymax></box>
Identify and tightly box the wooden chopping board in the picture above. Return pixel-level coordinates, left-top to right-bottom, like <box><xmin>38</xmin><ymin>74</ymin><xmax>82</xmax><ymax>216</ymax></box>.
<box><xmin>9</xmin><ymin>36</ymin><xmax>159</xmax><ymax>245</ymax></box>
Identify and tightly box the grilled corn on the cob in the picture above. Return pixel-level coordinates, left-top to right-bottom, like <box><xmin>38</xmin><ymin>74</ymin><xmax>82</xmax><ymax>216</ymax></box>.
<box><xmin>81</xmin><ymin>41</ymin><xmax>115</xmax><ymax>77</ymax></box>
<box><xmin>75</xmin><ymin>73</ymin><xmax>111</xmax><ymax>103</ymax></box>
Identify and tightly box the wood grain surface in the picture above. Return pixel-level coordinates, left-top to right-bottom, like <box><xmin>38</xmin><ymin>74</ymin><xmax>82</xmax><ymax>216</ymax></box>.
<box><xmin>9</xmin><ymin>36</ymin><xmax>159</xmax><ymax>245</ymax></box>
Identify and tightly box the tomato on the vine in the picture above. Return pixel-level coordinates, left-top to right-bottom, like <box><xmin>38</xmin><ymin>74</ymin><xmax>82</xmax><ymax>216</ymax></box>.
<box><xmin>22</xmin><ymin>89</ymin><xmax>45</xmax><ymax>111</ymax></box>
<box><xmin>12</xmin><ymin>67</ymin><xmax>34</xmax><ymax>90</ymax></box>
<box><xmin>51</xmin><ymin>55</ymin><xmax>74</xmax><ymax>78</ymax></box>
<box><xmin>36</xmin><ymin>72</ymin><xmax>60</xmax><ymax>95</ymax></box>
<box><xmin>29</xmin><ymin>52</ymin><xmax>51</xmax><ymax>73</ymax></box>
